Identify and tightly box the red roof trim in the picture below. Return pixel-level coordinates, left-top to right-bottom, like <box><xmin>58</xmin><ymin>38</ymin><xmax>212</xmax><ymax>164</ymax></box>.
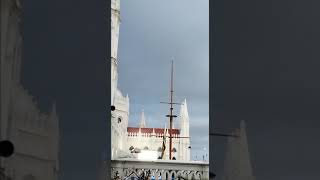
<box><xmin>127</xmin><ymin>127</ymin><xmax>180</xmax><ymax>134</ymax></box>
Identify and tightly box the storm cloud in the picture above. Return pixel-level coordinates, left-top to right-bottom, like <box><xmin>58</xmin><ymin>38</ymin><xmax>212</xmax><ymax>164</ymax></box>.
<box><xmin>117</xmin><ymin>0</ymin><xmax>209</xmax><ymax>159</ymax></box>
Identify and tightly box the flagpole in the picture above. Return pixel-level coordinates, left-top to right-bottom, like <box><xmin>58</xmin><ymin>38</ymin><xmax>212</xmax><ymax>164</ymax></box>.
<box><xmin>169</xmin><ymin>60</ymin><xmax>173</xmax><ymax>160</ymax></box>
<box><xmin>161</xmin><ymin>125</ymin><xmax>166</xmax><ymax>159</ymax></box>
<box><xmin>160</xmin><ymin>60</ymin><xmax>180</xmax><ymax>160</ymax></box>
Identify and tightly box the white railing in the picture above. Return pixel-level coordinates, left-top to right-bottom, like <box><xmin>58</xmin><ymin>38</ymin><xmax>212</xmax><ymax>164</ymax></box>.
<box><xmin>111</xmin><ymin>159</ymin><xmax>209</xmax><ymax>180</ymax></box>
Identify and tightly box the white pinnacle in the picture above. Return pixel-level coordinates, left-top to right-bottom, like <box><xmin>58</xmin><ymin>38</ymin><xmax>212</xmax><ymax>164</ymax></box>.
<box><xmin>179</xmin><ymin>99</ymin><xmax>190</xmax><ymax>136</ymax></box>
<box><xmin>222</xmin><ymin>120</ymin><xmax>255</xmax><ymax>180</ymax></box>
<box><xmin>139</xmin><ymin>109</ymin><xmax>146</xmax><ymax>128</ymax></box>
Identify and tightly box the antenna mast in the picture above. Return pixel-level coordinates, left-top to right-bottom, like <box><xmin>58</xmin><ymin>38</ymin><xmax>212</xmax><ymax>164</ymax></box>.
<box><xmin>160</xmin><ymin>60</ymin><xmax>180</xmax><ymax>160</ymax></box>
<box><xmin>169</xmin><ymin>60</ymin><xmax>174</xmax><ymax>160</ymax></box>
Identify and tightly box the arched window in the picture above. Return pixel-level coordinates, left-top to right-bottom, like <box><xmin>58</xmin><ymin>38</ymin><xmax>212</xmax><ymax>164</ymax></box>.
<box><xmin>143</xmin><ymin>146</ymin><xmax>149</xmax><ymax>150</ymax></box>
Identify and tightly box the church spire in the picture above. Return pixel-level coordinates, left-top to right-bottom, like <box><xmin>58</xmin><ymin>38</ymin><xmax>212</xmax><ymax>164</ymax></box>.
<box><xmin>180</xmin><ymin>99</ymin><xmax>189</xmax><ymax>119</ymax></box>
<box><xmin>50</xmin><ymin>101</ymin><xmax>58</xmax><ymax>121</ymax></box>
<box><xmin>179</xmin><ymin>99</ymin><xmax>191</xmax><ymax>161</ymax></box>
<box><xmin>222</xmin><ymin>120</ymin><xmax>255</xmax><ymax>180</ymax></box>
<box><xmin>51</xmin><ymin>101</ymin><xmax>57</xmax><ymax>116</ymax></box>
<box><xmin>180</xmin><ymin>99</ymin><xmax>190</xmax><ymax>136</ymax></box>
<box><xmin>139</xmin><ymin>109</ymin><xmax>146</xmax><ymax>128</ymax></box>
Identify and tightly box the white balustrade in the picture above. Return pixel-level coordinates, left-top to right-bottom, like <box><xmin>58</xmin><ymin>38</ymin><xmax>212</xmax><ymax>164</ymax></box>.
<box><xmin>111</xmin><ymin>158</ymin><xmax>209</xmax><ymax>180</ymax></box>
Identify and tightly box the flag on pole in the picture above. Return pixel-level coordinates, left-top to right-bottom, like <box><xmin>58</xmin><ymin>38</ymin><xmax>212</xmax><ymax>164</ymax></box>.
<box><xmin>161</xmin><ymin>125</ymin><xmax>167</xmax><ymax>159</ymax></box>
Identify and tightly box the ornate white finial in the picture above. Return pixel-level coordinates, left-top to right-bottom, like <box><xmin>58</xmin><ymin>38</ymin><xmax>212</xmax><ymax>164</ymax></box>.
<box><xmin>180</xmin><ymin>99</ymin><xmax>189</xmax><ymax>121</ymax></box>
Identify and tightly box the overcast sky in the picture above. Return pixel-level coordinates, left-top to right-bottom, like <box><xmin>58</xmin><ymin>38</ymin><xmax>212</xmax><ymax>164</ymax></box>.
<box><xmin>18</xmin><ymin>0</ymin><xmax>320</xmax><ymax>179</ymax></box>
<box><xmin>21</xmin><ymin>0</ymin><xmax>208</xmax><ymax>179</ymax></box>
<box><xmin>211</xmin><ymin>0</ymin><xmax>320</xmax><ymax>180</ymax></box>
<box><xmin>117</xmin><ymin>0</ymin><xmax>209</xmax><ymax>160</ymax></box>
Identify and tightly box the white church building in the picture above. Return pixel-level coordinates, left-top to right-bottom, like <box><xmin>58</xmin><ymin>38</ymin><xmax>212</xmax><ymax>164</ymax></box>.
<box><xmin>111</xmin><ymin>0</ymin><xmax>191</xmax><ymax>162</ymax></box>
<box><xmin>0</xmin><ymin>1</ymin><xmax>60</xmax><ymax>180</ymax></box>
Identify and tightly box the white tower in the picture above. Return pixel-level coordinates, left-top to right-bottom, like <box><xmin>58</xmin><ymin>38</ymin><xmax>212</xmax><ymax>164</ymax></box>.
<box><xmin>222</xmin><ymin>120</ymin><xmax>255</xmax><ymax>180</ymax></box>
<box><xmin>111</xmin><ymin>0</ymin><xmax>121</xmax><ymax>105</ymax></box>
<box><xmin>110</xmin><ymin>0</ymin><xmax>130</xmax><ymax>160</ymax></box>
<box><xmin>0</xmin><ymin>0</ymin><xmax>23</xmax><ymax>141</ymax></box>
<box><xmin>179</xmin><ymin>99</ymin><xmax>190</xmax><ymax>161</ymax></box>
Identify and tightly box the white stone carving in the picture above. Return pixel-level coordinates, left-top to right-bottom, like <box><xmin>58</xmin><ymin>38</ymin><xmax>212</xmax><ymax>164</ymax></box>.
<box><xmin>111</xmin><ymin>159</ymin><xmax>209</xmax><ymax>180</ymax></box>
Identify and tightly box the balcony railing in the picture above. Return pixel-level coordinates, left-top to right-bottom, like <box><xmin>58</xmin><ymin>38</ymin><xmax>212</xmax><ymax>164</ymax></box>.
<box><xmin>111</xmin><ymin>158</ymin><xmax>209</xmax><ymax>180</ymax></box>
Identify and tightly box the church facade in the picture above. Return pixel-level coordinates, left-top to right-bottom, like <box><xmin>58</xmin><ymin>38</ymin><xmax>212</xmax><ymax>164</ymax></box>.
<box><xmin>111</xmin><ymin>0</ymin><xmax>191</xmax><ymax>161</ymax></box>
<box><xmin>0</xmin><ymin>1</ymin><xmax>59</xmax><ymax>179</ymax></box>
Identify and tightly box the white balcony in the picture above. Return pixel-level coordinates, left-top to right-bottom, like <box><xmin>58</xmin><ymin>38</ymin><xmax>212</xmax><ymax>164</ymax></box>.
<box><xmin>111</xmin><ymin>158</ymin><xmax>209</xmax><ymax>180</ymax></box>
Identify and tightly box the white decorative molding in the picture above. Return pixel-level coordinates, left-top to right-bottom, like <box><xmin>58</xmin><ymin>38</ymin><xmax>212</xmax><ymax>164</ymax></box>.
<box><xmin>111</xmin><ymin>159</ymin><xmax>209</xmax><ymax>180</ymax></box>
